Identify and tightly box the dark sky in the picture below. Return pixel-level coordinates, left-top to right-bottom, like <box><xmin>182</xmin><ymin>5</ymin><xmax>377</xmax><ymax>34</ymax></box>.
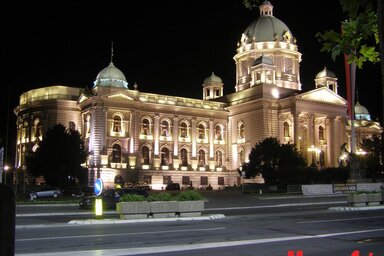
<box><xmin>1</xmin><ymin>0</ymin><xmax>382</xmax><ymax>162</ymax></box>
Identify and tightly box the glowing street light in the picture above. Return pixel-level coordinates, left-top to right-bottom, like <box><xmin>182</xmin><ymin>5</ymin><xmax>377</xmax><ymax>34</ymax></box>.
<box><xmin>355</xmin><ymin>148</ymin><xmax>367</xmax><ymax>156</ymax></box>
<box><xmin>307</xmin><ymin>145</ymin><xmax>320</xmax><ymax>169</ymax></box>
<box><xmin>3</xmin><ymin>164</ymin><xmax>9</xmax><ymax>184</ymax></box>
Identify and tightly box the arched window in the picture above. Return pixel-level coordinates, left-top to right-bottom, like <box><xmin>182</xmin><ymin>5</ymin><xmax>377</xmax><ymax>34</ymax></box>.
<box><xmin>161</xmin><ymin>147</ymin><xmax>170</xmax><ymax>165</ymax></box>
<box><xmin>283</xmin><ymin>122</ymin><xmax>290</xmax><ymax>137</ymax></box>
<box><xmin>215</xmin><ymin>150</ymin><xmax>223</xmax><ymax>167</ymax></box>
<box><xmin>180</xmin><ymin>122</ymin><xmax>188</xmax><ymax>138</ymax></box>
<box><xmin>198</xmin><ymin>124</ymin><xmax>206</xmax><ymax>139</ymax></box>
<box><xmin>180</xmin><ymin>148</ymin><xmax>188</xmax><ymax>166</ymax></box>
<box><xmin>113</xmin><ymin>116</ymin><xmax>122</xmax><ymax>132</ymax></box>
<box><xmin>142</xmin><ymin>118</ymin><xmax>151</xmax><ymax>135</ymax></box>
<box><xmin>319</xmin><ymin>126</ymin><xmax>325</xmax><ymax>141</ymax></box>
<box><xmin>112</xmin><ymin>144</ymin><xmax>121</xmax><ymax>163</ymax></box>
<box><xmin>161</xmin><ymin>120</ymin><xmax>169</xmax><ymax>137</ymax></box>
<box><xmin>215</xmin><ymin>125</ymin><xmax>223</xmax><ymax>140</ymax></box>
<box><xmin>33</xmin><ymin>119</ymin><xmax>41</xmax><ymax>139</ymax></box>
<box><xmin>142</xmin><ymin>146</ymin><xmax>150</xmax><ymax>165</ymax></box>
<box><xmin>238</xmin><ymin>123</ymin><xmax>245</xmax><ymax>139</ymax></box>
<box><xmin>198</xmin><ymin>150</ymin><xmax>205</xmax><ymax>166</ymax></box>
<box><xmin>86</xmin><ymin>115</ymin><xmax>91</xmax><ymax>135</ymax></box>
<box><xmin>69</xmin><ymin>121</ymin><xmax>76</xmax><ymax>131</ymax></box>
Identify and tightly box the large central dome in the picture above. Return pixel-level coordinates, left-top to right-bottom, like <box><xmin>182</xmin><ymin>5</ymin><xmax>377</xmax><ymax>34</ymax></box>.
<box><xmin>93</xmin><ymin>61</ymin><xmax>128</xmax><ymax>89</ymax></box>
<box><xmin>241</xmin><ymin>1</ymin><xmax>294</xmax><ymax>44</ymax></box>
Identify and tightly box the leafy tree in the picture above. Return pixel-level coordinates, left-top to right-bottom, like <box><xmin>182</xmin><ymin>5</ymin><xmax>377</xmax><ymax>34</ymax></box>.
<box><xmin>26</xmin><ymin>124</ymin><xmax>87</xmax><ymax>187</ymax></box>
<box><xmin>240</xmin><ymin>137</ymin><xmax>306</xmax><ymax>184</ymax></box>
<box><xmin>359</xmin><ymin>135</ymin><xmax>383</xmax><ymax>181</ymax></box>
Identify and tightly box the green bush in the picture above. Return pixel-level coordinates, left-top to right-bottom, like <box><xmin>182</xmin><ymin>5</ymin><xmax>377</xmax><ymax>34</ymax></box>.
<box><xmin>176</xmin><ymin>190</ymin><xmax>205</xmax><ymax>201</ymax></box>
<box><xmin>120</xmin><ymin>193</ymin><xmax>147</xmax><ymax>202</ymax></box>
<box><xmin>147</xmin><ymin>192</ymin><xmax>174</xmax><ymax>201</ymax></box>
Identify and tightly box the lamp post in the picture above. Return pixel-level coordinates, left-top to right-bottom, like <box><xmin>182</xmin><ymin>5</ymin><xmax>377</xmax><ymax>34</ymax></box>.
<box><xmin>3</xmin><ymin>164</ymin><xmax>9</xmax><ymax>185</ymax></box>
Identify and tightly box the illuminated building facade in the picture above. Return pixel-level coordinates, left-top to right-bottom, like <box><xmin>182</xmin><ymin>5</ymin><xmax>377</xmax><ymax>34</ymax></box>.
<box><xmin>14</xmin><ymin>1</ymin><xmax>382</xmax><ymax>189</ymax></box>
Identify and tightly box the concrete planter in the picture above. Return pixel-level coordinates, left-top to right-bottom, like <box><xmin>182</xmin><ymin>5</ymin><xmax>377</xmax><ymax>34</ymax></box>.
<box><xmin>116</xmin><ymin>201</ymin><xmax>150</xmax><ymax>219</ymax></box>
<box><xmin>116</xmin><ymin>200</ymin><xmax>205</xmax><ymax>219</ymax></box>
<box><xmin>346</xmin><ymin>192</ymin><xmax>383</xmax><ymax>207</ymax></box>
<box><xmin>346</xmin><ymin>193</ymin><xmax>368</xmax><ymax>207</ymax></box>
<box><xmin>178</xmin><ymin>201</ymin><xmax>204</xmax><ymax>217</ymax></box>
<box><xmin>367</xmin><ymin>193</ymin><xmax>382</xmax><ymax>206</ymax></box>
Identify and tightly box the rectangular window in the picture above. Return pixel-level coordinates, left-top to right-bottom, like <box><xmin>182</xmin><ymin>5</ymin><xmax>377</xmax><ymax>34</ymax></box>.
<box><xmin>143</xmin><ymin>175</ymin><xmax>152</xmax><ymax>184</ymax></box>
<box><xmin>218</xmin><ymin>177</ymin><xmax>224</xmax><ymax>185</ymax></box>
<box><xmin>163</xmin><ymin>175</ymin><xmax>172</xmax><ymax>185</ymax></box>
<box><xmin>200</xmin><ymin>176</ymin><xmax>208</xmax><ymax>186</ymax></box>
<box><xmin>182</xmin><ymin>176</ymin><xmax>190</xmax><ymax>185</ymax></box>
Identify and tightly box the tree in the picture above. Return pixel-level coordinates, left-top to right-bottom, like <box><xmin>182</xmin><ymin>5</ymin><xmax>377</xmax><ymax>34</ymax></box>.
<box><xmin>240</xmin><ymin>137</ymin><xmax>306</xmax><ymax>184</ymax></box>
<box><xmin>26</xmin><ymin>124</ymin><xmax>87</xmax><ymax>187</ymax></box>
<box><xmin>316</xmin><ymin>0</ymin><xmax>382</xmax><ymax>161</ymax></box>
<box><xmin>359</xmin><ymin>135</ymin><xmax>383</xmax><ymax>181</ymax></box>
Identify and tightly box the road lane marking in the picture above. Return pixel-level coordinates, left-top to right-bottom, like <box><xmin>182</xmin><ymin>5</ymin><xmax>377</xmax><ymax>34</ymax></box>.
<box><xmin>207</xmin><ymin>201</ymin><xmax>345</xmax><ymax>211</ymax></box>
<box><xmin>16</xmin><ymin>228</ymin><xmax>384</xmax><ymax>256</ymax></box>
<box><xmin>298</xmin><ymin>215</ymin><xmax>384</xmax><ymax>224</ymax></box>
<box><xmin>16</xmin><ymin>227</ymin><xmax>226</xmax><ymax>242</ymax></box>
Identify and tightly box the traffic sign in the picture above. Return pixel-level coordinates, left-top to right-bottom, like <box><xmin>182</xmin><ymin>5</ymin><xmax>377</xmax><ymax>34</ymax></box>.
<box><xmin>94</xmin><ymin>178</ymin><xmax>103</xmax><ymax>196</ymax></box>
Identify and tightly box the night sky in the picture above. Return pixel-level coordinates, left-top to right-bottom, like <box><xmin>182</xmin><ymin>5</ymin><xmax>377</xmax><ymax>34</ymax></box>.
<box><xmin>1</xmin><ymin>0</ymin><xmax>382</xmax><ymax>163</ymax></box>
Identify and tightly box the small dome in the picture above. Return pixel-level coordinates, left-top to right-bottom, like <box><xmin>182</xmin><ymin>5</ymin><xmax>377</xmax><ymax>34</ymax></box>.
<box><xmin>240</xmin><ymin>1</ymin><xmax>294</xmax><ymax>44</ymax></box>
<box><xmin>93</xmin><ymin>62</ymin><xmax>128</xmax><ymax>89</ymax></box>
<box><xmin>316</xmin><ymin>67</ymin><xmax>336</xmax><ymax>79</ymax></box>
<box><xmin>203</xmin><ymin>72</ymin><xmax>223</xmax><ymax>84</ymax></box>
<box><xmin>355</xmin><ymin>101</ymin><xmax>371</xmax><ymax>120</ymax></box>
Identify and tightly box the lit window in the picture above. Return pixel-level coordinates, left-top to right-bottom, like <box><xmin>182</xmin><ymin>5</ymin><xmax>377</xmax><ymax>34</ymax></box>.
<box><xmin>112</xmin><ymin>144</ymin><xmax>121</xmax><ymax>163</ymax></box>
<box><xmin>161</xmin><ymin>120</ymin><xmax>169</xmax><ymax>137</ymax></box>
<box><xmin>113</xmin><ymin>116</ymin><xmax>122</xmax><ymax>132</ymax></box>
<box><xmin>283</xmin><ymin>122</ymin><xmax>290</xmax><ymax>137</ymax></box>
<box><xmin>215</xmin><ymin>125</ymin><xmax>223</xmax><ymax>140</ymax></box>
<box><xmin>198</xmin><ymin>150</ymin><xmax>205</xmax><ymax>166</ymax></box>
<box><xmin>198</xmin><ymin>124</ymin><xmax>206</xmax><ymax>139</ymax></box>
<box><xmin>180</xmin><ymin>148</ymin><xmax>188</xmax><ymax>166</ymax></box>
<box><xmin>142</xmin><ymin>146</ymin><xmax>150</xmax><ymax>165</ymax></box>
<box><xmin>142</xmin><ymin>119</ymin><xmax>151</xmax><ymax>135</ymax></box>
<box><xmin>180</xmin><ymin>122</ymin><xmax>188</xmax><ymax>138</ymax></box>
<box><xmin>161</xmin><ymin>148</ymin><xmax>170</xmax><ymax>165</ymax></box>
<box><xmin>238</xmin><ymin>123</ymin><xmax>245</xmax><ymax>140</ymax></box>
<box><xmin>215</xmin><ymin>150</ymin><xmax>223</xmax><ymax>167</ymax></box>
<box><xmin>319</xmin><ymin>126</ymin><xmax>324</xmax><ymax>141</ymax></box>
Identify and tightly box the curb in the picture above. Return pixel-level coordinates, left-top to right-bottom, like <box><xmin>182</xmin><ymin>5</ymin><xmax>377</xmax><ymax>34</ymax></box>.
<box><xmin>328</xmin><ymin>205</ymin><xmax>384</xmax><ymax>211</ymax></box>
<box><xmin>67</xmin><ymin>214</ymin><xmax>226</xmax><ymax>225</ymax></box>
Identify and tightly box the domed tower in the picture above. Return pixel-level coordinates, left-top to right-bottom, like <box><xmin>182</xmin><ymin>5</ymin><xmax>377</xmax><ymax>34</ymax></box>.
<box><xmin>355</xmin><ymin>101</ymin><xmax>371</xmax><ymax>121</ymax></box>
<box><xmin>93</xmin><ymin>46</ymin><xmax>128</xmax><ymax>94</ymax></box>
<box><xmin>202</xmin><ymin>72</ymin><xmax>224</xmax><ymax>100</ymax></box>
<box><xmin>315</xmin><ymin>67</ymin><xmax>338</xmax><ymax>94</ymax></box>
<box><xmin>234</xmin><ymin>1</ymin><xmax>301</xmax><ymax>92</ymax></box>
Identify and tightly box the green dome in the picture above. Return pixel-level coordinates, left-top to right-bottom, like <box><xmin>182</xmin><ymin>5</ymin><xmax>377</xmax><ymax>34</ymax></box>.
<box><xmin>93</xmin><ymin>62</ymin><xmax>128</xmax><ymax>89</ymax></box>
<box><xmin>316</xmin><ymin>67</ymin><xmax>336</xmax><ymax>79</ymax></box>
<box><xmin>241</xmin><ymin>1</ymin><xmax>294</xmax><ymax>44</ymax></box>
<box><xmin>203</xmin><ymin>72</ymin><xmax>223</xmax><ymax>84</ymax></box>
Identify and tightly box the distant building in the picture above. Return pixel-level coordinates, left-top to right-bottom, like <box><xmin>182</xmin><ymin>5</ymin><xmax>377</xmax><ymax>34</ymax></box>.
<box><xmin>14</xmin><ymin>1</ymin><xmax>382</xmax><ymax>189</ymax></box>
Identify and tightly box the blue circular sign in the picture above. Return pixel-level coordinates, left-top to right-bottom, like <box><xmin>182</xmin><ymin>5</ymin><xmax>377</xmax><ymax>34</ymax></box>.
<box><xmin>94</xmin><ymin>178</ymin><xmax>103</xmax><ymax>196</ymax></box>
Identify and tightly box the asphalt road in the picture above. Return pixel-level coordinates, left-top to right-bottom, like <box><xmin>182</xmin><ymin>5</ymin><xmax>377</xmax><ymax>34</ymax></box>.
<box><xmin>14</xmin><ymin>190</ymin><xmax>384</xmax><ymax>255</ymax></box>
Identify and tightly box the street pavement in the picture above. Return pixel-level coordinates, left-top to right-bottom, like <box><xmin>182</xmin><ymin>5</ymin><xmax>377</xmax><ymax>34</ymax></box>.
<box><xmin>16</xmin><ymin>189</ymin><xmax>384</xmax><ymax>227</ymax></box>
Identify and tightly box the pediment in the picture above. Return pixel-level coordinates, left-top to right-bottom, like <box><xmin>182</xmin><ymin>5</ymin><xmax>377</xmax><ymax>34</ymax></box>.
<box><xmin>298</xmin><ymin>87</ymin><xmax>347</xmax><ymax>105</ymax></box>
<box><xmin>107</xmin><ymin>92</ymin><xmax>135</xmax><ymax>101</ymax></box>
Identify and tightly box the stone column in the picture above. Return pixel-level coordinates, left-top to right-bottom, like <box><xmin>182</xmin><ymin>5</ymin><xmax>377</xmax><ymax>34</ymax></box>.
<box><xmin>209</xmin><ymin>119</ymin><xmax>214</xmax><ymax>159</ymax></box>
<box><xmin>326</xmin><ymin>116</ymin><xmax>336</xmax><ymax>167</ymax></box>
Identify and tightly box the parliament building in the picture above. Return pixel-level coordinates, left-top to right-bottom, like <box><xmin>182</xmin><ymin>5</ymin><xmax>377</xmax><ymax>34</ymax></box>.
<box><xmin>14</xmin><ymin>1</ymin><xmax>382</xmax><ymax>189</ymax></box>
